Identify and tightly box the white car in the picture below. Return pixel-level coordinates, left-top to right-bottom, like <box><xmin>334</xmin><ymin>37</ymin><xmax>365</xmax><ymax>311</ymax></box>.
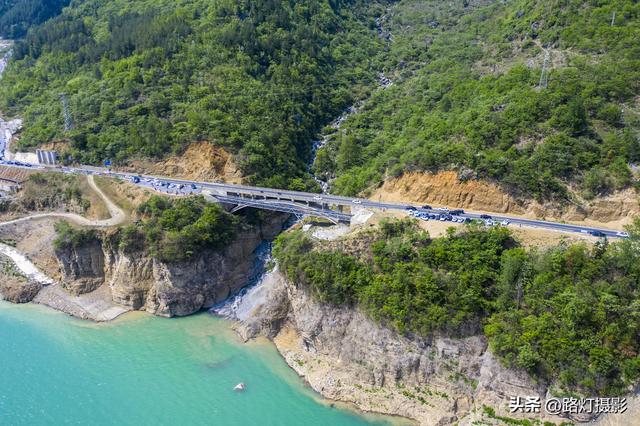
<box><xmin>501</xmin><ymin>220</ymin><xmax>510</xmax><ymax>226</ymax></box>
<box><xmin>313</xmin><ymin>195</ymin><xmax>323</xmax><ymax>201</ymax></box>
<box><xmin>485</xmin><ymin>220</ymin><xmax>495</xmax><ymax>226</ymax></box>
<box><xmin>616</xmin><ymin>231</ymin><xmax>630</xmax><ymax>238</ymax></box>
<box><xmin>352</xmin><ymin>199</ymin><xmax>362</xmax><ymax>204</ymax></box>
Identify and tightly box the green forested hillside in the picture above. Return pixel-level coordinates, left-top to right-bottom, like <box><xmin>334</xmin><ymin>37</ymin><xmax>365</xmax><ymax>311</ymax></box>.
<box><xmin>0</xmin><ymin>0</ymin><xmax>385</xmax><ymax>189</ymax></box>
<box><xmin>314</xmin><ymin>0</ymin><xmax>640</xmax><ymax>200</ymax></box>
<box><xmin>0</xmin><ymin>0</ymin><xmax>69</xmax><ymax>38</ymax></box>
<box><xmin>274</xmin><ymin>219</ymin><xmax>640</xmax><ymax>395</ymax></box>
<box><xmin>1</xmin><ymin>0</ymin><xmax>638</xmax><ymax>197</ymax></box>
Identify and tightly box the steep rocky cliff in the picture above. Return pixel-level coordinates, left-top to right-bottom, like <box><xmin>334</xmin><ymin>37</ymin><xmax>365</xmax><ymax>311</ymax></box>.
<box><xmin>237</xmin><ymin>270</ymin><xmax>580</xmax><ymax>425</ymax></box>
<box><xmin>54</xmin><ymin>215</ymin><xmax>287</xmax><ymax>317</ymax></box>
<box><xmin>55</xmin><ymin>239</ymin><xmax>105</xmax><ymax>295</ymax></box>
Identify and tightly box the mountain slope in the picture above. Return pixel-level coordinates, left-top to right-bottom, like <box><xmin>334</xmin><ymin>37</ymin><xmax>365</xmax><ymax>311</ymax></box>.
<box><xmin>314</xmin><ymin>0</ymin><xmax>640</xmax><ymax>201</ymax></box>
<box><xmin>0</xmin><ymin>0</ymin><xmax>387</xmax><ymax>189</ymax></box>
<box><xmin>0</xmin><ymin>0</ymin><xmax>69</xmax><ymax>38</ymax></box>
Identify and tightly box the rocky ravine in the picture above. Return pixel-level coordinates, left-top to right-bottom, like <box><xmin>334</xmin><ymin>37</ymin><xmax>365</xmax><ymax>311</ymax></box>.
<box><xmin>237</xmin><ymin>270</ymin><xmax>635</xmax><ymax>426</ymax></box>
<box><xmin>54</xmin><ymin>215</ymin><xmax>287</xmax><ymax>317</ymax></box>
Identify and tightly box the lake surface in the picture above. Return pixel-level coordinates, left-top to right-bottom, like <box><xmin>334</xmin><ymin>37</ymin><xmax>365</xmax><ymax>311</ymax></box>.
<box><xmin>0</xmin><ymin>302</ymin><xmax>396</xmax><ymax>425</ymax></box>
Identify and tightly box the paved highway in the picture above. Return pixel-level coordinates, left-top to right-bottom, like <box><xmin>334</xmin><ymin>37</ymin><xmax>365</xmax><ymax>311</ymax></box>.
<box><xmin>0</xmin><ymin>160</ymin><xmax>630</xmax><ymax>238</ymax></box>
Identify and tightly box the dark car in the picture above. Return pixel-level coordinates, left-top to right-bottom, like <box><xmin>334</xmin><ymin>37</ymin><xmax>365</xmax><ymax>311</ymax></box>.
<box><xmin>421</xmin><ymin>204</ymin><xmax>432</xmax><ymax>210</ymax></box>
<box><xmin>464</xmin><ymin>218</ymin><xmax>472</xmax><ymax>223</ymax></box>
<box><xmin>480</xmin><ymin>214</ymin><xmax>492</xmax><ymax>219</ymax></box>
<box><xmin>589</xmin><ymin>230</ymin><xmax>606</xmax><ymax>237</ymax></box>
<box><xmin>450</xmin><ymin>209</ymin><xmax>464</xmax><ymax>215</ymax></box>
<box><xmin>406</xmin><ymin>206</ymin><xmax>417</xmax><ymax>211</ymax></box>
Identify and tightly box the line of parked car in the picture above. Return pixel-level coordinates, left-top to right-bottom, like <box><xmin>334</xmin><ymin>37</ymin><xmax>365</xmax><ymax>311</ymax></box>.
<box><xmin>407</xmin><ymin>206</ymin><xmax>511</xmax><ymax>227</ymax></box>
<box><xmin>409</xmin><ymin>210</ymin><xmax>472</xmax><ymax>223</ymax></box>
<box><xmin>1</xmin><ymin>159</ymin><xmax>34</xmax><ymax>167</ymax></box>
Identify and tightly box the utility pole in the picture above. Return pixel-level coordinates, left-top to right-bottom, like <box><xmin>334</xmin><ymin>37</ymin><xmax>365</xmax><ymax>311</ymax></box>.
<box><xmin>59</xmin><ymin>93</ymin><xmax>72</xmax><ymax>132</ymax></box>
<box><xmin>611</xmin><ymin>11</ymin><xmax>616</xmax><ymax>26</ymax></box>
<box><xmin>538</xmin><ymin>50</ymin><xmax>550</xmax><ymax>89</ymax></box>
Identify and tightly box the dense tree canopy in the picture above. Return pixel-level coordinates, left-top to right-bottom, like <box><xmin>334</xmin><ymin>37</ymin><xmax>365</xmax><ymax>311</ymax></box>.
<box><xmin>2</xmin><ymin>1</ymin><xmax>637</xmax><ymax>199</ymax></box>
<box><xmin>314</xmin><ymin>0</ymin><xmax>640</xmax><ymax>200</ymax></box>
<box><xmin>0</xmin><ymin>0</ymin><xmax>69</xmax><ymax>38</ymax></box>
<box><xmin>0</xmin><ymin>0</ymin><xmax>386</xmax><ymax>190</ymax></box>
<box><xmin>117</xmin><ymin>195</ymin><xmax>243</xmax><ymax>262</ymax></box>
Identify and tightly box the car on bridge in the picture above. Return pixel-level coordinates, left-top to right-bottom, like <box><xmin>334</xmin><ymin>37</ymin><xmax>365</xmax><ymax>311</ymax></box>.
<box><xmin>421</xmin><ymin>204</ymin><xmax>432</xmax><ymax>210</ymax></box>
<box><xmin>589</xmin><ymin>230</ymin><xmax>606</xmax><ymax>238</ymax></box>
<box><xmin>616</xmin><ymin>231</ymin><xmax>630</xmax><ymax>238</ymax></box>
<box><xmin>450</xmin><ymin>209</ymin><xmax>464</xmax><ymax>215</ymax></box>
<box><xmin>480</xmin><ymin>214</ymin><xmax>492</xmax><ymax>219</ymax></box>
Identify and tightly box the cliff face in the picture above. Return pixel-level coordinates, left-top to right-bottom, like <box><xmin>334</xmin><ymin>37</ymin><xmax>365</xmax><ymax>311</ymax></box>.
<box><xmin>55</xmin><ymin>240</ymin><xmax>105</xmax><ymax>295</ymax></box>
<box><xmin>54</xmin><ymin>215</ymin><xmax>287</xmax><ymax>317</ymax></box>
<box><xmin>238</xmin><ymin>271</ymin><xmax>572</xmax><ymax>426</ymax></box>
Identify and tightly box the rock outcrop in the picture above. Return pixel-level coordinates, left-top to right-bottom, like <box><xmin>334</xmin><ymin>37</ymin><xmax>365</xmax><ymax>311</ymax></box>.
<box><xmin>238</xmin><ymin>270</ymin><xmax>574</xmax><ymax>425</ymax></box>
<box><xmin>56</xmin><ymin>239</ymin><xmax>105</xmax><ymax>295</ymax></box>
<box><xmin>54</xmin><ymin>214</ymin><xmax>287</xmax><ymax>317</ymax></box>
<box><xmin>0</xmin><ymin>276</ymin><xmax>42</xmax><ymax>303</ymax></box>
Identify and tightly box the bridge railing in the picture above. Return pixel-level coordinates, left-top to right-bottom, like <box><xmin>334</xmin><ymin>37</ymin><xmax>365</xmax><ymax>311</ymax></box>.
<box><xmin>213</xmin><ymin>195</ymin><xmax>351</xmax><ymax>224</ymax></box>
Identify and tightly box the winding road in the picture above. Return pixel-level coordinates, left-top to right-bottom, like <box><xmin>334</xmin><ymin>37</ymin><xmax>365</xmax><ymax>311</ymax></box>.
<box><xmin>0</xmin><ymin>175</ymin><xmax>125</xmax><ymax>228</ymax></box>
<box><xmin>0</xmin><ymin>175</ymin><xmax>125</xmax><ymax>285</ymax></box>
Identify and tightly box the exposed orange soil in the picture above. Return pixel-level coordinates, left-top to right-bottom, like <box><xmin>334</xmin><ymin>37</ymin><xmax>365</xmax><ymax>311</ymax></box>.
<box><xmin>124</xmin><ymin>141</ymin><xmax>243</xmax><ymax>184</ymax></box>
<box><xmin>370</xmin><ymin>171</ymin><xmax>639</xmax><ymax>229</ymax></box>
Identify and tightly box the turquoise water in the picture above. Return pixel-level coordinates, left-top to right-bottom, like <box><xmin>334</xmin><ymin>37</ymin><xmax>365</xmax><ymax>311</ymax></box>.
<box><xmin>0</xmin><ymin>302</ymin><xmax>396</xmax><ymax>425</ymax></box>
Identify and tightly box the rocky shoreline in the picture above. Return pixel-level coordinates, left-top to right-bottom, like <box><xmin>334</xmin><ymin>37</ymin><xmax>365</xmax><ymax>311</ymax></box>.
<box><xmin>234</xmin><ymin>267</ymin><xmax>640</xmax><ymax>426</ymax></box>
<box><xmin>1</xmin><ymin>206</ymin><xmax>637</xmax><ymax>424</ymax></box>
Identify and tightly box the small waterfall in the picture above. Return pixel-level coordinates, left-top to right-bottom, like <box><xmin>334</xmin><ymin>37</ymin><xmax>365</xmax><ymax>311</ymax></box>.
<box><xmin>308</xmin><ymin>104</ymin><xmax>363</xmax><ymax>194</ymax></box>
<box><xmin>0</xmin><ymin>49</ymin><xmax>12</xmax><ymax>75</ymax></box>
<box><xmin>0</xmin><ymin>242</ymin><xmax>55</xmax><ymax>285</ymax></box>
<box><xmin>210</xmin><ymin>240</ymin><xmax>273</xmax><ymax>320</ymax></box>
